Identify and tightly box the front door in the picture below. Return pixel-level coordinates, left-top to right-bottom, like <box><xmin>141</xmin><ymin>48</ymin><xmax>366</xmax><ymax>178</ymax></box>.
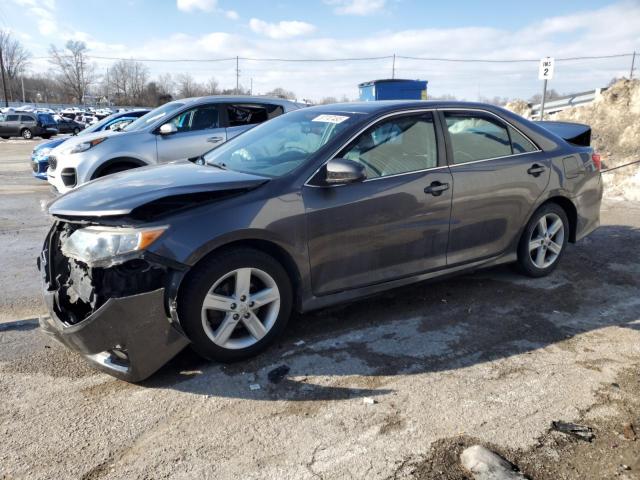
<box><xmin>441</xmin><ymin>110</ymin><xmax>550</xmax><ymax>265</ymax></box>
<box><xmin>303</xmin><ymin>111</ymin><xmax>452</xmax><ymax>296</ymax></box>
<box><xmin>156</xmin><ymin>104</ymin><xmax>227</xmax><ymax>163</ymax></box>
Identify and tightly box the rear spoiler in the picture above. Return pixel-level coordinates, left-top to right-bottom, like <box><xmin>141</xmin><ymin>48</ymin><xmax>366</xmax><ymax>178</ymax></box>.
<box><xmin>533</xmin><ymin>121</ymin><xmax>591</xmax><ymax>147</ymax></box>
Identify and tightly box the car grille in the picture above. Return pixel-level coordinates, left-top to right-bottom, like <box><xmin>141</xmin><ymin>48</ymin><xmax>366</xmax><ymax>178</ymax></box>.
<box><xmin>48</xmin><ymin>155</ymin><xmax>57</xmax><ymax>171</ymax></box>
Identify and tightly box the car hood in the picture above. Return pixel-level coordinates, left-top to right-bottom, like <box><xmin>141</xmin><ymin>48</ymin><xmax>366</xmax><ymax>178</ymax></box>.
<box><xmin>50</xmin><ymin>129</ymin><xmax>121</xmax><ymax>154</ymax></box>
<box><xmin>49</xmin><ymin>162</ymin><xmax>270</xmax><ymax>218</ymax></box>
<box><xmin>35</xmin><ymin>137</ymin><xmax>68</xmax><ymax>152</ymax></box>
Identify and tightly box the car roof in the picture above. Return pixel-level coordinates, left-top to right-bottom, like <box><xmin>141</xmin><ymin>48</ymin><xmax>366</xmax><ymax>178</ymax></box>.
<box><xmin>176</xmin><ymin>95</ymin><xmax>300</xmax><ymax>107</ymax></box>
<box><xmin>301</xmin><ymin>100</ymin><xmax>512</xmax><ymax>115</ymax></box>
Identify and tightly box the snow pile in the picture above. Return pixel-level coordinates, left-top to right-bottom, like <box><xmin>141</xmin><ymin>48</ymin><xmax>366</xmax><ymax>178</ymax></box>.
<box><xmin>507</xmin><ymin>79</ymin><xmax>640</xmax><ymax>201</ymax></box>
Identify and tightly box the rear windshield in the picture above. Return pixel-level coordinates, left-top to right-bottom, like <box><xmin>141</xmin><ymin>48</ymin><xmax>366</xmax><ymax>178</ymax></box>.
<box><xmin>38</xmin><ymin>113</ymin><xmax>55</xmax><ymax>124</ymax></box>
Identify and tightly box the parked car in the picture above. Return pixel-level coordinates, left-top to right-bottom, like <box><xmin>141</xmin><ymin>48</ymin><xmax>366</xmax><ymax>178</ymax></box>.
<box><xmin>31</xmin><ymin>109</ymin><xmax>150</xmax><ymax>179</ymax></box>
<box><xmin>56</xmin><ymin>117</ymin><xmax>85</xmax><ymax>135</ymax></box>
<box><xmin>46</xmin><ymin>96</ymin><xmax>300</xmax><ymax>193</ymax></box>
<box><xmin>38</xmin><ymin>101</ymin><xmax>603</xmax><ymax>381</ymax></box>
<box><xmin>0</xmin><ymin>112</ymin><xmax>58</xmax><ymax>139</ymax></box>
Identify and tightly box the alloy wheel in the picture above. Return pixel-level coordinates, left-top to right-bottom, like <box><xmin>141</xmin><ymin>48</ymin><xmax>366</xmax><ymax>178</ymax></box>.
<box><xmin>200</xmin><ymin>267</ymin><xmax>281</xmax><ymax>350</ymax></box>
<box><xmin>528</xmin><ymin>213</ymin><xmax>565</xmax><ymax>269</ymax></box>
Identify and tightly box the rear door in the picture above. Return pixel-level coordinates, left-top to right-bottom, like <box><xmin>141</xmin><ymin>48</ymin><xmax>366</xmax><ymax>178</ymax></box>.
<box><xmin>304</xmin><ymin>110</ymin><xmax>452</xmax><ymax>295</ymax></box>
<box><xmin>156</xmin><ymin>104</ymin><xmax>226</xmax><ymax>163</ymax></box>
<box><xmin>224</xmin><ymin>103</ymin><xmax>285</xmax><ymax>140</ymax></box>
<box><xmin>2</xmin><ymin>114</ymin><xmax>20</xmax><ymax>135</ymax></box>
<box><xmin>441</xmin><ymin>109</ymin><xmax>549</xmax><ymax>265</ymax></box>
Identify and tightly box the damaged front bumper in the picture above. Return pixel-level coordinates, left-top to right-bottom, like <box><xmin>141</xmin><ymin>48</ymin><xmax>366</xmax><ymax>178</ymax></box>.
<box><xmin>39</xmin><ymin>221</ymin><xmax>190</xmax><ymax>382</ymax></box>
<box><xmin>40</xmin><ymin>288</ymin><xmax>189</xmax><ymax>382</ymax></box>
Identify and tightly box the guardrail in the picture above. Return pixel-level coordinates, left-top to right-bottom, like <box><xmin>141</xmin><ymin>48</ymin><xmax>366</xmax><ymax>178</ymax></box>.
<box><xmin>531</xmin><ymin>88</ymin><xmax>606</xmax><ymax>119</ymax></box>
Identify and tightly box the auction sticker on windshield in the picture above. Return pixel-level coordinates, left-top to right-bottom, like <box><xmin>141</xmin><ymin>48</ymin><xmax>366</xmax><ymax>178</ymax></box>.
<box><xmin>312</xmin><ymin>114</ymin><xmax>350</xmax><ymax>124</ymax></box>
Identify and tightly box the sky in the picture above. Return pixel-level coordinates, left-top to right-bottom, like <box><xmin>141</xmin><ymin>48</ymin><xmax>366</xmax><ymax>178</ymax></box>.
<box><xmin>1</xmin><ymin>0</ymin><xmax>639</xmax><ymax>101</ymax></box>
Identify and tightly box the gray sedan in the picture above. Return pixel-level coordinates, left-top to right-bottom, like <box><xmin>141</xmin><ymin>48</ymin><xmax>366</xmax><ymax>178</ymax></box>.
<box><xmin>39</xmin><ymin>101</ymin><xmax>602</xmax><ymax>381</ymax></box>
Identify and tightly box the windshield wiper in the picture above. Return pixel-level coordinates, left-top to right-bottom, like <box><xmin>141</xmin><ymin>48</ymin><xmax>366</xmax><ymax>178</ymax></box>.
<box><xmin>209</xmin><ymin>161</ymin><xmax>228</xmax><ymax>170</ymax></box>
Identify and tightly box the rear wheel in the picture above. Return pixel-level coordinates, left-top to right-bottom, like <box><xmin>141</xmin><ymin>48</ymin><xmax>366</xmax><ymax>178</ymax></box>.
<box><xmin>73</xmin><ymin>128</ymin><xmax>80</xmax><ymax>135</ymax></box>
<box><xmin>178</xmin><ymin>248</ymin><xmax>293</xmax><ymax>362</ymax></box>
<box><xmin>21</xmin><ymin>129</ymin><xmax>32</xmax><ymax>140</ymax></box>
<box><xmin>1</xmin><ymin>136</ymin><xmax>9</xmax><ymax>140</ymax></box>
<box><xmin>517</xmin><ymin>203</ymin><xmax>569</xmax><ymax>277</ymax></box>
<box><xmin>41</xmin><ymin>134</ymin><xmax>51</xmax><ymax>140</ymax></box>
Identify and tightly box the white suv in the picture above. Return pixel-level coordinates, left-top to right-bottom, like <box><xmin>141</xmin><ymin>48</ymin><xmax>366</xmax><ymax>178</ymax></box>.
<box><xmin>47</xmin><ymin>96</ymin><xmax>301</xmax><ymax>193</ymax></box>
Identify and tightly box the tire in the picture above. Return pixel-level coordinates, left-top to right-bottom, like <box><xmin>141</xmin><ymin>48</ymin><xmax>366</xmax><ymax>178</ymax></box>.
<box><xmin>517</xmin><ymin>203</ymin><xmax>569</xmax><ymax>277</ymax></box>
<box><xmin>73</xmin><ymin>128</ymin><xmax>80</xmax><ymax>135</ymax></box>
<box><xmin>1</xmin><ymin>136</ymin><xmax>9</xmax><ymax>140</ymax></box>
<box><xmin>21</xmin><ymin>128</ymin><xmax>33</xmax><ymax>140</ymax></box>
<box><xmin>178</xmin><ymin>247</ymin><xmax>293</xmax><ymax>362</ymax></box>
<box><xmin>41</xmin><ymin>135</ymin><xmax>51</xmax><ymax>140</ymax></box>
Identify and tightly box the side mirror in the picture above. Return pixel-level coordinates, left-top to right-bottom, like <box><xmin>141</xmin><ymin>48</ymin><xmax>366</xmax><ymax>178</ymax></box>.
<box><xmin>159</xmin><ymin>123</ymin><xmax>177</xmax><ymax>135</ymax></box>
<box><xmin>324</xmin><ymin>158</ymin><xmax>366</xmax><ymax>185</ymax></box>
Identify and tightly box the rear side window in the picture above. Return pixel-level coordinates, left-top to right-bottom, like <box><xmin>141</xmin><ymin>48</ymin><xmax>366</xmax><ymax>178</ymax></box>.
<box><xmin>226</xmin><ymin>104</ymin><xmax>284</xmax><ymax>127</ymax></box>
<box><xmin>341</xmin><ymin>112</ymin><xmax>438</xmax><ymax>179</ymax></box>
<box><xmin>509</xmin><ymin>127</ymin><xmax>537</xmax><ymax>153</ymax></box>
<box><xmin>444</xmin><ymin>112</ymin><xmax>511</xmax><ymax>164</ymax></box>
<box><xmin>20</xmin><ymin>115</ymin><xmax>35</xmax><ymax>122</ymax></box>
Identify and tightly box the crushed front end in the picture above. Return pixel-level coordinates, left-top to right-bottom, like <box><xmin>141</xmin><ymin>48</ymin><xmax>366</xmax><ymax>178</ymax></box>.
<box><xmin>38</xmin><ymin>220</ymin><xmax>190</xmax><ymax>382</ymax></box>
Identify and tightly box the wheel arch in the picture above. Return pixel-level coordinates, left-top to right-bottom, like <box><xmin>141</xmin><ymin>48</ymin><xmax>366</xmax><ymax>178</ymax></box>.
<box><xmin>536</xmin><ymin>196</ymin><xmax>578</xmax><ymax>243</ymax></box>
<box><xmin>176</xmin><ymin>238</ymin><xmax>303</xmax><ymax>313</ymax></box>
<box><xmin>91</xmin><ymin>156</ymin><xmax>147</xmax><ymax>179</ymax></box>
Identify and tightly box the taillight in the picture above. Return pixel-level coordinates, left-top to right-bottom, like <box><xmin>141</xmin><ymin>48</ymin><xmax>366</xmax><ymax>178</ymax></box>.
<box><xmin>592</xmin><ymin>152</ymin><xmax>601</xmax><ymax>171</ymax></box>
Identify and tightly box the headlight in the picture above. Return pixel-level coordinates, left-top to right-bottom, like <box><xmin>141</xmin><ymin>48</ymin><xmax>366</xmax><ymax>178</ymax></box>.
<box><xmin>35</xmin><ymin>147</ymin><xmax>51</xmax><ymax>159</ymax></box>
<box><xmin>67</xmin><ymin>137</ymin><xmax>107</xmax><ymax>154</ymax></box>
<box><xmin>61</xmin><ymin>226</ymin><xmax>167</xmax><ymax>267</ymax></box>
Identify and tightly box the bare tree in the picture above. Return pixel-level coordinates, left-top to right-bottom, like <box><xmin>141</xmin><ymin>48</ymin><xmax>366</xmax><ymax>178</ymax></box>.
<box><xmin>156</xmin><ymin>73</ymin><xmax>175</xmax><ymax>97</ymax></box>
<box><xmin>205</xmin><ymin>77</ymin><xmax>220</xmax><ymax>95</ymax></box>
<box><xmin>48</xmin><ymin>41</ymin><xmax>97</xmax><ymax>103</ymax></box>
<box><xmin>319</xmin><ymin>96</ymin><xmax>338</xmax><ymax>104</ymax></box>
<box><xmin>266</xmin><ymin>87</ymin><xmax>296</xmax><ymax>100</ymax></box>
<box><xmin>175</xmin><ymin>73</ymin><xmax>205</xmax><ymax>98</ymax></box>
<box><xmin>0</xmin><ymin>30</ymin><xmax>30</xmax><ymax>100</ymax></box>
<box><xmin>106</xmin><ymin>59</ymin><xmax>149</xmax><ymax>105</ymax></box>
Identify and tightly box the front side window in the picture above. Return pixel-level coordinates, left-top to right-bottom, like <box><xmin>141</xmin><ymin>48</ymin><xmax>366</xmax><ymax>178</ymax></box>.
<box><xmin>169</xmin><ymin>105</ymin><xmax>219</xmax><ymax>132</ymax></box>
<box><xmin>20</xmin><ymin>115</ymin><xmax>34</xmax><ymax>122</ymax></box>
<box><xmin>6</xmin><ymin>115</ymin><xmax>19</xmax><ymax>122</ymax></box>
<box><xmin>204</xmin><ymin>109</ymin><xmax>364</xmax><ymax>177</ymax></box>
<box><xmin>444</xmin><ymin>112</ymin><xmax>512</xmax><ymax>164</ymax></box>
<box><xmin>340</xmin><ymin>112</ymin><xmax>438</xmax><ymax>179</ymax></box>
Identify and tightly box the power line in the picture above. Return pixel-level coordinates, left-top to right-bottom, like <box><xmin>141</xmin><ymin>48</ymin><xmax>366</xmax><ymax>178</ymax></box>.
<box><xmin>30</xmin><ymin>52</ymin><xmax>636</xmax><ymax>64</ymax></box>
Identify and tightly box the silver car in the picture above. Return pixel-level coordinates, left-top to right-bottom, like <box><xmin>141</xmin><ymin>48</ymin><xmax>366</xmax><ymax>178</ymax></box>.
<box><xmin>46</xmin><ymin>96</ymin><xmax>301</xmax><ymax>193</ymax></box>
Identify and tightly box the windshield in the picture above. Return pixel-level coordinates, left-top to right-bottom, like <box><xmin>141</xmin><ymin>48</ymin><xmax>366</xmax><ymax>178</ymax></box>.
<box><xmin>203</xmin><ymin>109</ymin><xmax>364</xmax><ymax>177</ymax></box>
<box><xmin>123</xmin><ymin>102</ymin><xmax>185</xmax><ymax>132</ymax></box>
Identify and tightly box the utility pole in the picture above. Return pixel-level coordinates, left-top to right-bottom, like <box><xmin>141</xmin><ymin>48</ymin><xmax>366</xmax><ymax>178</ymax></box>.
<box><xmin>631</xmin><ymin>51</ymin><xmax>636</xmax><ymax>80</ymax></box>
<box><xmin>235</xmin><ymin>56</ymin><xmax>240</xmax><ymax>93</ymax></box>
<box><xmin>0</xmin><ymin>43</ymin><xmax>8</xmax><ymax>107</ymax></box>
<box><xmin>21</xmin><ymin>76</ymin><xmax>25</xmax><ymax>103</ymax></box>
<box><xmin>391</xmin><ymin>54</ymin><xmax>396</xmax><ymax>79</ymax></box>
<box><xmin>540</xmin><ymin>78</ymin><xmax>548</xmax><ymax>120</ymax></box>
<box><xmin>250</xmin><ymin>77</ymin><xmax>253</xmax><ymax>95</ymax></box>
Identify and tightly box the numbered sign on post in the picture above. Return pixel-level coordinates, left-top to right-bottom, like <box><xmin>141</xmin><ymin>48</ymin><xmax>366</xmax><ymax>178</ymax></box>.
<box><xmin>538</xmin><ymin>57</ymin><xmax>555</xmax><ymax>80</ymax></box>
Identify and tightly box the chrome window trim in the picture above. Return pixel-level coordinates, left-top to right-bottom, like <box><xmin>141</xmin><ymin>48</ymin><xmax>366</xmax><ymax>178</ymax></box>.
<box><xmin>439</xmin><ymin>107</ymin><xmax>542</xmax><ymax>167</ymax></box>
<box><xmin>304</xmin><ymin>108</ymin><xmax>442</xmax><ymax>188</ymax></box>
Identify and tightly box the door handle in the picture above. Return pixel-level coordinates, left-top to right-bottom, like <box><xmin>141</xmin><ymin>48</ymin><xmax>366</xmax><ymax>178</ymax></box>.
<box><xmin>424</xmin><ymin>181</ymin><xmax>449</xmax><ymax>196</ymax></box>
<box><xmin>527</xmin><ymin>164</ymin><xmax>546</xmax><ymax>177</ymax></box>
<box><xmin>207</xmin><ymin>136</ymin><xmax>223</xmax><ymax>143</ymax></box>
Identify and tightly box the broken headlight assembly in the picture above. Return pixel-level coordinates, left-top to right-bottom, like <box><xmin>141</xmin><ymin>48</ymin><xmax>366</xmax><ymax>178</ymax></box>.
<box><xmin>61</xmin><ymin>226</ymin><xmax>167</xmax><ymax>267</ymax></box>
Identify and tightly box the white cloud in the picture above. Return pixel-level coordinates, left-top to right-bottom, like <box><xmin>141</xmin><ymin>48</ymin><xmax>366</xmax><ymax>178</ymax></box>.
<box><xmin>324</xmin><ymin>0</ymin><xmax>387</xmax><ymax>16</ymax></box>
<box><xmin>176</xmin><ymin>0</ymin><xmax>217</xmax><ymax>13</ymax></box>
<box><xmin>225</xmin><ymin>10</ymin><xmax>239</xmax><ymax>20</ymax></box>
<box><xmin>12</xmin><ymin>0</ymin><xmax>58</xmax><ymax>35</ymax></box>
<box><xmin>249</xmin><ymin>18</ymin><xmax>316</xmax><ymax>39</ymax></box>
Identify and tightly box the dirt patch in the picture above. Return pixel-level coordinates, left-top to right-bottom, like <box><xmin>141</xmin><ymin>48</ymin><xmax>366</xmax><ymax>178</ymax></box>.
<box><xmin>409</xmin><ymin>365</ymin><xmax>640</xmax><ymax>479</ymax></box>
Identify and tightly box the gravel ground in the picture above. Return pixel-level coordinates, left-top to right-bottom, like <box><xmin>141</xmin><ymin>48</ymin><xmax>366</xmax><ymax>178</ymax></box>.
<box><xmin>0</xmin><ymin>140</ymin><xmax>639</xmax><ymax>479</ymax></box>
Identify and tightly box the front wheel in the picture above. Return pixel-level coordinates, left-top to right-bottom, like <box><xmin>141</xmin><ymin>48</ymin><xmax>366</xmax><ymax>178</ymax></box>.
<box><xmin>517</xmin><ymin>203</ymin><xmax>569</xmax><ymax>277</ymax></box>
<box><xmin>178</xmin><ymin>248</ymin><xmax>293</xmax><ymax>362</ymax></box>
